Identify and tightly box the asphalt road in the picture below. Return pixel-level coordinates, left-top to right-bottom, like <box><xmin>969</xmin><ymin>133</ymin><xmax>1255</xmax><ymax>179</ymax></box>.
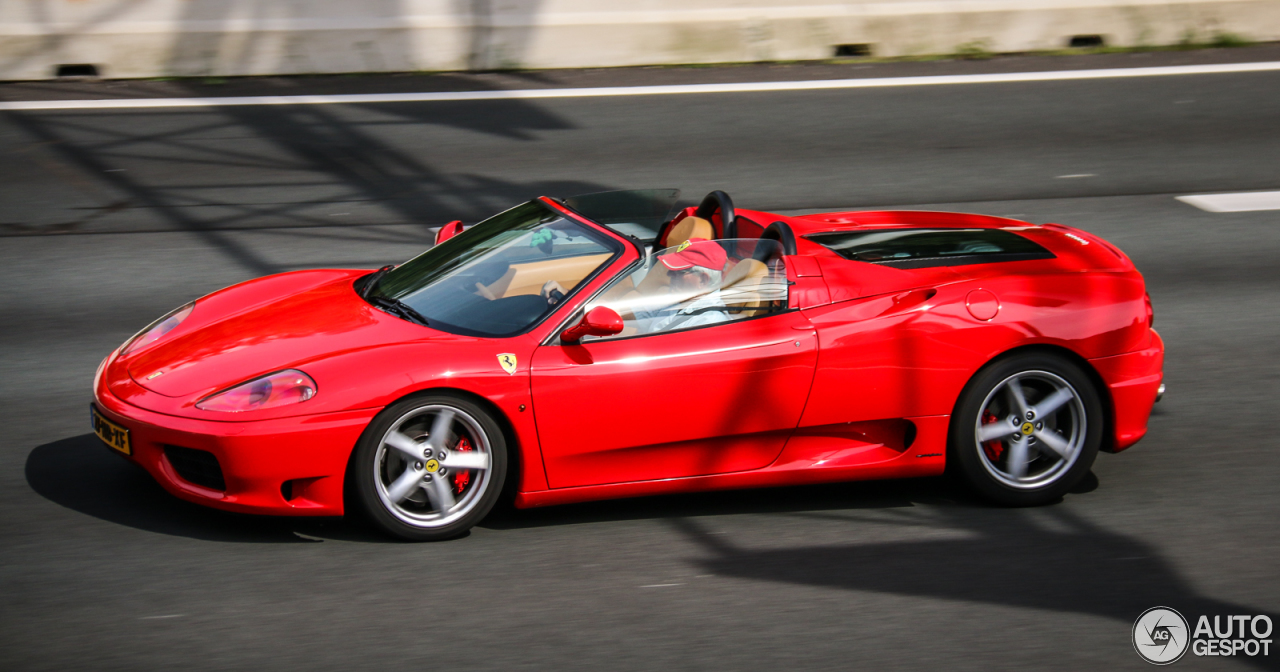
<box><xmin>3</xmin><ymin>50</ymin><xmax>1279</xmax><ymax>671</ymax></box>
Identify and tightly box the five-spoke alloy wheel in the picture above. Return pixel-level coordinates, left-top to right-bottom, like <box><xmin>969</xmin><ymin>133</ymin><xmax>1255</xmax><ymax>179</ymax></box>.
<box><xmin>951</xmin><ymin>353</ymin><xmax>1102</xmax><ymax>506</ymax></box>
<box><xmin>353</xmin><ymin>394</ymin><xmax>507</xmax><ymax>540</ymax></box>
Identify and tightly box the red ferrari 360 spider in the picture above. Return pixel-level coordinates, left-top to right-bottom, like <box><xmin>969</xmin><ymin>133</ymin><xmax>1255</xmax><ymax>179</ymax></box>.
<box><xmin>92</xmin><ymin>189</ymin><xmax>1163</xmax><ymax>540</ymax></box>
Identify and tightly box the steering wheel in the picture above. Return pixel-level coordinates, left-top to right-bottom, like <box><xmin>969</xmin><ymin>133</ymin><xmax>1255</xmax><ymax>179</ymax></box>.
<box><xmin>695</xmin><ymin>191</ymin><xmax>737</xmax><ymax>239</ymax></box>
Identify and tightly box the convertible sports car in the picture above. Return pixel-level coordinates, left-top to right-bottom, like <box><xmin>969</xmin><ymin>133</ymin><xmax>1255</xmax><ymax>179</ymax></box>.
<box><xmin>91</xmin><ymin>189</ymin><xmax>1164</xmax><ymax>540</ymax></box>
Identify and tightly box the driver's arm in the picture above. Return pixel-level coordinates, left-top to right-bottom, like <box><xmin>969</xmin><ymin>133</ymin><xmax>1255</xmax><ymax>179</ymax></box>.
<box><xmin>541</xmin><ymin>280</ymin><xmax>566</xmax><ymax>305</ymax></box>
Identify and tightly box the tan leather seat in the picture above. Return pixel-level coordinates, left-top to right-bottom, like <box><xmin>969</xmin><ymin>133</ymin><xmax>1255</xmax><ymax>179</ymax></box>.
<box><xmin>663</xmin><ymin>216</ymin><xmax>713</xmax><ymax>249</ymax></box>
<box><xmin>718</xmin><ymin>258</ymin><xmax>769</xmax><ymax>315</ymax></box>
<box><xmin>478</xmin><ymin>253</ymin><xmax>612</xmax><ymax>299</ymax></box>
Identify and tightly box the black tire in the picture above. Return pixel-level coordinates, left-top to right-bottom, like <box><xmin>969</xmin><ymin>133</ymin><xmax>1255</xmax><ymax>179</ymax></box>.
<box><xmin>352</xmin><ymin>393</ymin><xmax>507</xmax><ymax>541</ymax></box>
<box><xmin>950</xmin><ymin>352</ymin><xmax>1103</xmax><ymax>506</ymax></box>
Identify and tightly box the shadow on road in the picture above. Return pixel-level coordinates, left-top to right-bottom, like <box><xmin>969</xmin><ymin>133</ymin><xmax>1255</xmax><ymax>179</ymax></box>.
<box><xmin>482</xmin><ymin>476</ymin><xmax>965</xmax><ymax>530</ymax></box>
<box><xmin>666</xmin><ymin>503</ymin><xmax>1279</xmax><ymax>671</ymax></box>
<box><xmin>26</xmin><ymin>432</ymin><xmax>1100</xmax><ymax>544</ymax></box>
<box><xmin>3</xmin><ymin>80</ymin><xmax>613</xmax><ymax>278</ymax></box>
<box><xmin>482</xmin><ymin>470</ymin><xmax>1099</xmax><ymax>531</ymax></box>
<box><xmin>28</xmin><ymin>434</ymin><xmax>1277</xmax><ymax>670</ymax></box>
<box><xmin>24</xmin><ymin>433</ymin><xmax>388</xmax><ymax>543</ymax></box>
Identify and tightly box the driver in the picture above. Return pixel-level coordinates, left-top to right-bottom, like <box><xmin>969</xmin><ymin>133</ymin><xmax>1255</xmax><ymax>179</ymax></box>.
<box><xmin>645</xmin><ymin>238</ymin><xmax>731</xmax><ymax>332</ymax></box>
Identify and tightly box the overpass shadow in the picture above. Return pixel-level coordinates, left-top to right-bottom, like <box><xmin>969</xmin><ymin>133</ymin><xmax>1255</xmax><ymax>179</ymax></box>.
<box><xmin>668</xmin><ymin>506</ymin><xmax>1279</xmax><ymax>671</ymax></box>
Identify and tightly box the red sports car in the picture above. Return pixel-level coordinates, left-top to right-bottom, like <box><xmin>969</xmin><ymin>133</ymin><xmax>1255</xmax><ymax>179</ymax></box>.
<box><xmin>92</xmin><ymin>189</ymin><xmax>1163</xmax><ymax>540</ymax></box>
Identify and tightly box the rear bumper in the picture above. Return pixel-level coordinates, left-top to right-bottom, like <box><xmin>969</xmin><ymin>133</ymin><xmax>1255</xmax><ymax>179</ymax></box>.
<box><xmin>1091</xmin><ymin>329</ymin><xmax>1164</xmax><ymax>453</ymax></box>
<box><xmin>93</xmin><ymin>382</ymin><xmax>377</xmax><ymax>516</ymax></box>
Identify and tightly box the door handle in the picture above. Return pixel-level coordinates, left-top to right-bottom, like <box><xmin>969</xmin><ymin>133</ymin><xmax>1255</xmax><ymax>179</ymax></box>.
<box><xmin>879</xmin><ymin>288</ymin><xmax>937</xmax><ymax>316</ymax></box>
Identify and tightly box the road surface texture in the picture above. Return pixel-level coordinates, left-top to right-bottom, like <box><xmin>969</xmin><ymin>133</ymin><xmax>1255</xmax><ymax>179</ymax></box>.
<box><xmin>2</xmin><ymin>47</ymin><xmax>1278</xmax><ymax>671</ymax></box>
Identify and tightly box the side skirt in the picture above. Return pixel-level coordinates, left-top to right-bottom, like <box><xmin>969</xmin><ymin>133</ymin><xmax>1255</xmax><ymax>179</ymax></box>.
<box><xmin>514</xmin><ymin>415</ymin><xmax>948</xmax><ymax>508</ymax></box>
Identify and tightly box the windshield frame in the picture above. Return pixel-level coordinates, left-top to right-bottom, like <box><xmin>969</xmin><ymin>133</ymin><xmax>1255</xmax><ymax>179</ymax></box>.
<box><xmin>364</xmin><ymin>198</ymin><xmax>630</xmax><ymax>339</ymax></box>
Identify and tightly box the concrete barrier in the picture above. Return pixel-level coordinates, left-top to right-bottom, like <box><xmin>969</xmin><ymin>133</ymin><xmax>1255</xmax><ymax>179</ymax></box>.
<box><xmin>3</xmin><ymin>0</ymin><xmax>1279</xmax><ymax>81</ymax></box>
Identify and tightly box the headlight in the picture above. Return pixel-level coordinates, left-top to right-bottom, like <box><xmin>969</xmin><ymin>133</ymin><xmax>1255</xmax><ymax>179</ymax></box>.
<box><xmin>121</xmin><ymin>302</ymin><xmax>194</xmax><ymax>355</ymax></box>
<box><xmin>196</xmin><ymin>370</ymin><xmax>317</xmax><ymax>413</ymax></box>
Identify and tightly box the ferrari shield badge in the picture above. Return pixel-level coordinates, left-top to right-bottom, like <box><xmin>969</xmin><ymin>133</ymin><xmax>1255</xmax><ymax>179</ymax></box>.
<box><xmin>497</xmin><ymin>353</ymin><xmax>518</xmax><ymax>374</ymax></box>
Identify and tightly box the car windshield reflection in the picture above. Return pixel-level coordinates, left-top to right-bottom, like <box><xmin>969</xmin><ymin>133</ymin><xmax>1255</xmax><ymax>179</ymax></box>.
<box><xmin>561</xmin><ymin>189</ymin><xmax>682</xmax><ymax>242</ymax></box>
<box><xmin>369</xmin><ymin>201</ymin><xmax>623</xmax><ymax>337</ymax></box>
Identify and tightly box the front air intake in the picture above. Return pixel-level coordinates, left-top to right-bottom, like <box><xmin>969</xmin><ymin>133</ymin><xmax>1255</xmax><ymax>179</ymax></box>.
<box><xmin>164</xmin><ymin>445</ymin><xmax>226</xmax><ymax>491</ymax></box>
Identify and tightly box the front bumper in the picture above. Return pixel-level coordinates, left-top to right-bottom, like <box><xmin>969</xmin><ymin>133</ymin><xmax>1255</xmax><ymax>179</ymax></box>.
<box><xmin>94</xmin><ymin>380</ymin><xmax>378</xmax><ymax>516</ymax></box>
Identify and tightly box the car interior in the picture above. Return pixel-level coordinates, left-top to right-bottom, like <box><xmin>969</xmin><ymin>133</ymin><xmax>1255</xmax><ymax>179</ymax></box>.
<box><xmin>441</xmin><ymin>190</ymin><xmax>797</xmax><ymax>339</ymax></box>
<box><xmin>574</xmin><ymin>190</ymin><xmax>795</xmax><ymax>340</ymax></box>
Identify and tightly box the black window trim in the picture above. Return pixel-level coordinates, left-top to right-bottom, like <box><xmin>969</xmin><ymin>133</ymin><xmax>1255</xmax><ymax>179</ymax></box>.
<box><xmin>868</xmin><ymin>251</ymin><xmax>1055</xmax><ymax>269</ymax></box>
<box><xmin>803</xmin><ymin>227</ymin><xmax>1056</xmax><ymax>270</ymax></box>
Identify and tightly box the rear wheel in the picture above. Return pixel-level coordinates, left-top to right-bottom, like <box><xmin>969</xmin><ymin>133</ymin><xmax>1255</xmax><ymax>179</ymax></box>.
<box><xmin>951</xmin><ymin>353</ymin><xmax>1102</xmax><ymax>506</ymax></box>
<box><xmin>353</xmin><ymin>394</ymin><xmax>507</xmax><ymax>541</ymax></box>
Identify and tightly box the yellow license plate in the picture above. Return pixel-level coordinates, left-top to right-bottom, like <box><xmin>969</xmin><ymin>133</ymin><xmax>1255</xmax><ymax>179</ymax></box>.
<box><xmin>91</xmin><ymin>404</ymin><xmax>131</xmax><ymax>456</ymax></box>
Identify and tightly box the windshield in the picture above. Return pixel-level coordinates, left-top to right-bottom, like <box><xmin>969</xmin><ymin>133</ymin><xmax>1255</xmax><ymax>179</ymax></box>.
<box><xmin>561</xmin><ymin>189</ymin><xmax>681</xmax><ymax>242</ymax></box>
<box><xmin>370</xmin><ymin>201</ymin><xmax>623</xmax><ymax>337</ymax></box>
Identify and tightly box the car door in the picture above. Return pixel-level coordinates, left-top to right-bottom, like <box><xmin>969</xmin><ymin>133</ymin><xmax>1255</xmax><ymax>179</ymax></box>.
<box><xmin>529</xmin><ymin>242</ymin><xmax>818</xmax><ymax>489</ymax></box>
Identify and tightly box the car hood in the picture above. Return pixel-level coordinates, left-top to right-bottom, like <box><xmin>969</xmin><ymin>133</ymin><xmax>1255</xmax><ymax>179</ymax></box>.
<box><xmin>124</xmin><ymin>269</ymin><xmax>437</xmax><ymax>399</ymax></box>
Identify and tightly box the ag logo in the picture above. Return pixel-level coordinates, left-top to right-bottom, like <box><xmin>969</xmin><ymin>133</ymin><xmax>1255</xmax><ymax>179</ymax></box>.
<box><xmin>1134</xmin><ymin>607</ymin><xmax>1190</xmax><ymax>665</ymax></box>
<box><xmin>497</xmin><ymin>353</ymin><xmax>517</xmax><ymax>375</ymax></box>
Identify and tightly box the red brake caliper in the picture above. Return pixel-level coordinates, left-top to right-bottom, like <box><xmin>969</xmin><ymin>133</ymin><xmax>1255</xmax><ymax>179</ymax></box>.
<box><xmin>453</xmin><ymin>436</ymin><xmax>473</xmax><ymax>494</ymax></box>
<box><xmin>981</xmin><ymin>411</ymin><xmax>1004</xmax><ymax>461</ymax></box>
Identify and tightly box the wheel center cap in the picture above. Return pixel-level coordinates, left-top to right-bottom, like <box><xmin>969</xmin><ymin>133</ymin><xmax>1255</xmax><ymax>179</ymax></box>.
<box><xmin>1020</xmin><ymin>422</ymin><xmax>1035</xmax><ymax>435</ymax></box>
<box><xmin>424</xmin><ymin>459</ymin><xmax>440</xmax><ymax>473</ymax></box>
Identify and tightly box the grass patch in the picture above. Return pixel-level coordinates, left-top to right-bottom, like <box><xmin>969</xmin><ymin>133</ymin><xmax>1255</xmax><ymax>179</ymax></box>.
<box><xmin>1209</xmin><ymin>32</ymin><xmax>1251</xmax><ymax>48</ymax></box>
<box><xmin>953</xmin><ymin>39</ymin><xmax>995</xmax><ymax>60</ymax></box>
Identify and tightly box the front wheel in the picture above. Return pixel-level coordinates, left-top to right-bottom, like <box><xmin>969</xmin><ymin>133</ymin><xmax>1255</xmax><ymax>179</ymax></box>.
<box><xmin>950</xmin><ymin>353</ymin><xmax>1103</xmax><ymax>506</ymax></box>
<box><xmin>353</xmin><ymin>394</ymin><xmax>507</xmax><ymax>541</ymax></box>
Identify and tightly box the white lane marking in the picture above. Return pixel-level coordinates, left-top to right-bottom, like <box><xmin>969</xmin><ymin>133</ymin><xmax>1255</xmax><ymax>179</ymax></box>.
<box><xmin>139</xmin><ymin>614</ymin><xmax>184</xmax><ymax>619</ymax></box>
<box><xmin>1056</xmin><ymin>174</ymin><xmax>1095</xmax><ymax>179</ymax></box>
<box><xmin>639</xmin><ymin>583</ymin><xmax>684</xmax><ymax>588</ymax></box>
<box><xmin>1177</xmin><ymin>191</ymin><xmax>1280</xmax><ymax>212</ymax></box>
<box><xmin>3</xmin><ymin>61</ymin><xmax>1279</xmax><ymax>112</ymax></box>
